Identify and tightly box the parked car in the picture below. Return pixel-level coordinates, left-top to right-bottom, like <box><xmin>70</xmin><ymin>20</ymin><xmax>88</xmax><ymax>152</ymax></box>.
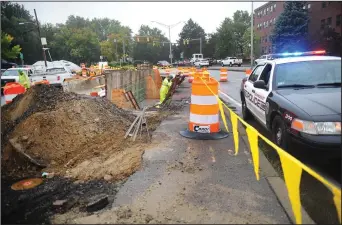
<box><xmin>1</xmin><ymin>59</ymin><xmax>18</xmax><ymax>70</ymax></box>
<box><xmin>190</xmin><ymin>54</ymin><xmax>203</xmax><ymax>65</ymax></box>
<box><xmin>204</xmin><ymin>58</ymin><xmax>213</xmax><ymax>66</ymax></box>
<box><xmin>157</xmin><ymin>60</ymin><xmax>171</xmax><ymax>68</ymax></box>
<box><xmin>221</xmin><ymin>57</ymin><xmax>243</xmax><ymax>67</ymax></box>
<box><xmin>194</xmin><ymin>59</ymin><xmax>209</xmax><ymax>68</ymax></box>
<box><xmin>30</xmin><ymin>67</ymin><xmax>73</xmax><ymax>88</ymax></box>
<box><xmin>254</xmin><ymin>54</ymin><xmax>273</xmax><ymax>65</ymax></box>
<box><xmin>1</xmin><ymin>67</ymin><xmax>33</xmax><ymax>95</ymax></box>
<box><xmin>239</xmin><ymin>50</ymin><xmax>341</xmax><ymax>160</ymax></box>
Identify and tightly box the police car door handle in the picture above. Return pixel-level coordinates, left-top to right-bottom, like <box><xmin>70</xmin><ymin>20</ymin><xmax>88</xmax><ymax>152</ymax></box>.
<box><xmin>252</xmin><ymin>90</ymin><xmax>255</xmax><ymax>93</ymax></box>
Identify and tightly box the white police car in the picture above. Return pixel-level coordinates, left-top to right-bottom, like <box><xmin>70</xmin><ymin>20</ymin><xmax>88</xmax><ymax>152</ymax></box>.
<box><xmin>240</xmin><ymin>50</ymin><xmax>341</xmax><ymax>160</ymax></box>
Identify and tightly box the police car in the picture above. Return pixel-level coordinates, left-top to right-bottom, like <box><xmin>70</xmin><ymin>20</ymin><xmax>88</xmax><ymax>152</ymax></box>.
<box><xmin>240</xmin><ymin>50</ymin><xmax>341</xmax><ymax>159</ymax></box>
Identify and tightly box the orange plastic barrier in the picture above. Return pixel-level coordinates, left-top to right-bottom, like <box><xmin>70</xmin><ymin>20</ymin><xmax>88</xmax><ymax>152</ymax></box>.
<box><xmin>3</xmin><ymin>82</ymin><xmax>26</xmax><ymax>104</ymax></box>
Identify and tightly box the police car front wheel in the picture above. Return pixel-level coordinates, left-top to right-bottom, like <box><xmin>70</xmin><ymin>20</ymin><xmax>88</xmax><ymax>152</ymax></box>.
<box><xmin>271</xmin><ymin>115</ymin><xmax>288</xmax><ymax>150</ymax></box>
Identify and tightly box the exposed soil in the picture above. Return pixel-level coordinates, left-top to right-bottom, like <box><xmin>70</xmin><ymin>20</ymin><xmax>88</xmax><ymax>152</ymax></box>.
<box><xmin>1</xmin><ymin>84</ymin><xmax>185</xmax><ymax>224</ymax></box>
<box><xmin>1</xmin><ymin>177</ymin><xmax>120</xmax><ymax>225</ymax></box>
<box><xmin>1</xmin><ymin>85</ymin><xmax>161</xmax><ymax>181</ymax></box>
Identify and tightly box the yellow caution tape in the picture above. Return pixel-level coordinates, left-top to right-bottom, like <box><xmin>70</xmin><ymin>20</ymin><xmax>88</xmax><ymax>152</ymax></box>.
<box><xmin>198</xmin><ymin>76</ymin><xmax>341</xmax><ymax>224</ymax></box>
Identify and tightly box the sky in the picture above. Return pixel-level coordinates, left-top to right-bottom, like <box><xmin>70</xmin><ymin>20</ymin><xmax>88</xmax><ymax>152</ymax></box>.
<box><xmin>19</xmin><ymin>1</ymin><xmax>266</xmax><ymax>42</ymax></box>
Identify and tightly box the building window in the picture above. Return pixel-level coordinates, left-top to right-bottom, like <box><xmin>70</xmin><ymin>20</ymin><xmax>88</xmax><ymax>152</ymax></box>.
<box><xmin>267</xmin><ymin>7</ymin><xmax>269</xmax><ymax>12</ymax></box>
<box><xmin>274</xmin><ymin>3</ymin><xmax>276</xmax><ymax>8</ymax></box>
<box><xmin>308</xmin><ymin>3</ymin><xmax>311</xmax><ymax>9</ymax></box>
<box><xmin>337</xmin><ymin>15</ymin><xmax>341</xmax><ymax>26</ymax></box>
<box><xmin>273</xmin><ymin>18</ymin><xmax>276</xmax><ymax>23</ymax></box>
<box><xmin>270</xmin><ymin>5</ymin><xmax>273</xmax><ymax>11</ymax></box>
<box><xmin>321</xmin><ymin>19</ymin><xmax>325</xmax><ymax>29</ymax></box>
<box><xmin>322</xmin><ymin>2</ymin><xmax>326</xmax><ymax>8</ymax></box>
<box><xmin>303</xmin><ymin>5</ymin><xmax>306</xmax><ymax>9</ymax></box>
<box><xmin>327</xmin><ymin>17</ymin><xmax>332</xmax><ymax>26</ymax></box>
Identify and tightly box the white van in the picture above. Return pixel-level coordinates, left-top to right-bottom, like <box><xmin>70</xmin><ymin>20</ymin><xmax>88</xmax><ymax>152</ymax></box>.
<box><xmin>190</xmin><ymin>54</ymin><xmax>203</xmax><ymax>64</ymax></box>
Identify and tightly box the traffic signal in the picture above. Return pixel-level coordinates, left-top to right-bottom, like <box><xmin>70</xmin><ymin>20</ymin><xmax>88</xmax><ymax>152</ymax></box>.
<box><xmin>147</xmin><ymin>37</ymin><xmax>150</xmax><ymax>42</ymax></box>
<box><xmin>187</xmin><ymin>39</ymin><xmax>190</xmax><ymax>45</ymax></box>
<box><xmin>183</xmin><ymin>39</ymin><xmax>186</xmax><ymax>45</ymax></box>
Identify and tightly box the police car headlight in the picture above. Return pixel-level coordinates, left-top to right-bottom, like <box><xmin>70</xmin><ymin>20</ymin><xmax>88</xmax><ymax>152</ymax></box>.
<box><xmin>291</xmin><ymin>119</ymin><xmax>341</xmax><ymax>135</ymax></box>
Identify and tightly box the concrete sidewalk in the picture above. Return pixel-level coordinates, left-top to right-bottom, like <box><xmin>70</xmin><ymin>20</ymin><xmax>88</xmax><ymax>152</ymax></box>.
<box><xmin>65</xmin><ymin>82</ymin><xmax>290</xmax><ymax>224</ymax></box>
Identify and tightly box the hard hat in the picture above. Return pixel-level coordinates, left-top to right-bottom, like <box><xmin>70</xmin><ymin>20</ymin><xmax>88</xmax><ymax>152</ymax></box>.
<box><xmin>18</xmin><ymin>69</ymin><xmax>23</xmax><ymax>73</ymax></box>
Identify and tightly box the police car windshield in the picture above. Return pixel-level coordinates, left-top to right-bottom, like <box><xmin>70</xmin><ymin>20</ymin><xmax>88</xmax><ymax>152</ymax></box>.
<box><xmin>275</xmin><ymin>60</ymin><xmax>341</xmax><ymax>88</ymax></box>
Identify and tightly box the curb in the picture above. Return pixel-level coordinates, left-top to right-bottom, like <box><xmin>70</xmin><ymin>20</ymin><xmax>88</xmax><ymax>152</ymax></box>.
<box><xmin>239</xmin><ymin>125</ymin><xmax>315</xmax><ymax>224</ymax></box>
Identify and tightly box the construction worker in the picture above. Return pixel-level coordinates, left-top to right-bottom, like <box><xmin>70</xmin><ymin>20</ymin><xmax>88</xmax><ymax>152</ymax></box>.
<box><xmin>157</xmin><ymin>75</ymin><xmax>173</xmax><ymax>107</ymax></box>
<box><xmin>18</xmin><ymin>69</ymin><xmax>30</xmax><ymax>89</ymax></box>
<box><xmin>89</xmin><ymin>65</ymin><xmax>96</xmax><ymax>77</ymax></box>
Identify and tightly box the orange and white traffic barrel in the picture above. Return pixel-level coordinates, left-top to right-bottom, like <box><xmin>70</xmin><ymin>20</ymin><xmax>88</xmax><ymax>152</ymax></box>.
<box><xmin>220</xmin><ymin>68</ymin><xmax>228</xmax><ymax>82</ymax></box>
<box><xmin>183</xmin><ymin>68</ymin><xmax>190</xmax><ymax>77</ymax></box>
<box><xmin>3</xmin><ymin>82</ymin><xmax>26</xmax><ymax>104</ymax></box>
<box><xmin>180</xmin><ymin>73</ymin><xmax>228</xmax><ymax>140</ymax></box>
<box><xmin>245</xmin><ymin>69</ymin><xmax>252</xmax><ymax>77</ymax></box>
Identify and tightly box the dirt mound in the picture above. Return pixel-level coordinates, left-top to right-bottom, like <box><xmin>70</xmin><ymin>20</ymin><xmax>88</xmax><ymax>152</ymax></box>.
<box><xmin>1</xmin><ymin>85</ymin><xmax>150</xmax><ymax>180</ymax></box>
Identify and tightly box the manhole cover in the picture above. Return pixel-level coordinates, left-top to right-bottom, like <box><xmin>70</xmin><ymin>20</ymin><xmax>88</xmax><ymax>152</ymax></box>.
<box><xmin>11</xmin><ymin>178</ymin><xmax>43</xmax><ymax>191</ymax></box>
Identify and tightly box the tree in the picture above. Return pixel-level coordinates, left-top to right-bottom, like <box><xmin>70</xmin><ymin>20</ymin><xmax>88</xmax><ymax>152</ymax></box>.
<box><xmin>203</xmin><ymin>33</ymin><xmax>218</xmax><ymax>58</ymax></box>
<box><xmin>1</xmin><ymin>1</ymin><xmax>41</xmax><ymax>64</ymax></box>
<box><xmin>309</xmin><ymin>27</ymin><xmax>342</xmax><ymax>57</ymax></box>
<box><xmin>178</xmin><ymin>19</ymin><xmax>206</xmax><ymax>58</ymax></box>
<box><xmin>232</xmin><ymin>10</ymin><xmax>250</xmax><ymax>57</ymax></box>
<box><xmin>1</xmin><ymin>33</ymin><xmax>21</xmax><ymax>60</ymax></box>
<box><xmin>215</xmin><ymin>18</ymin><xmax>236</xmax><ymax>58</ymax></box>
<box><xmin>242</xmin><ymin>27</ymin><xmax>261</xmax><ymax>59</ymax></box>
<box><xmin>271</xmin><ymin>1</ymin><xmax>309</xmax><ymax>52</ymax></box>
<box><xmin>132</xmin><ymin>25</ymin><xmax>169</xmax><ymax>63</ymax></box>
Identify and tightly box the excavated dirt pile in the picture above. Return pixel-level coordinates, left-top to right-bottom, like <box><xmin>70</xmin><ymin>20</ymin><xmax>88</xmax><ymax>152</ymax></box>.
<box><xmin>1</xmin><ymin>85</ymin><xmax>151</xmax><ymax>181</ymax></box>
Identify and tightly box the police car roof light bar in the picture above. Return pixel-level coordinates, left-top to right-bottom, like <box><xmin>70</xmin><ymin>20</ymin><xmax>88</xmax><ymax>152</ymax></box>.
<box><xmin>269</xmin><ymin>50</ymin><xmax>326</xmax><ymax>59</ymax></box>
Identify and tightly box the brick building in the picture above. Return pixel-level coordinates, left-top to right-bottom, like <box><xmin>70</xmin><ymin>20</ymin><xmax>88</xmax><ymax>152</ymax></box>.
<box><xmin>253</xmin><ymin>1</ymin><xmax>342</xmax><ymax>55</ymax></box>
<box><xmin>307</xmin><ymin>1</ymin><xmax>341</xmax><ymax>38</ymax></box>
<box><xmin>254</xmin><ymin>2</ymin><xmax>285</xmax><ymax>55</ymax></box>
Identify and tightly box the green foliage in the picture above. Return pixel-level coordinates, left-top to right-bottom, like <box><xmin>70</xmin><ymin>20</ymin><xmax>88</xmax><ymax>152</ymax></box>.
<box><xmin>133</xmin><ymin>25</ymin><xmax>169</xmax><ymax>63</ymax></box>
<box><xmin>271</xmin><ymin>1</ymin><xmax>309</xmax><ymax>52</ymax></box>
<box><xmin>215</xmin><ymin>18</ymin><xmax>236</xmax><ymax>58</ymax></box>
<box><xmin>1</xmin><ymin>32</ymin><xmax>22</xmax><ymax>60</ymax></box>
<box><xmin>1</xmin><ymin>1</ymin><xmax>41</xmax><ymax>64</ymax></box>
<box><xmin>178</xmin><ymin>19</ymin><xmax>206</xmax><ymax>58</ymax></box>
<box><xmin>242</xmin><ymin>27</ymin><xmax>261</xmax><ymax>58</ymax></box>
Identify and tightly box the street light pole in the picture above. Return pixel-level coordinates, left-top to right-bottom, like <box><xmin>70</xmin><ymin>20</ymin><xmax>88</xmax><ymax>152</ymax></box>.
<box><xmin>34</xmin><ymin>9</ymin><xmax>47</xmax><ymax>68</ymax></box>
<box><xmin>168</xmin><ymin>26</ymin><xmax>172</xmax><ymax>64</ymax></box>
<box><xmin>151</xmin><ymin>20</ymin><xmax>184</xmax><ymax>64</ymax></box>
<box><xmin>251</xmin><ymin>2</ymin><xmax>254</xmax><ymax>69</ymax></box>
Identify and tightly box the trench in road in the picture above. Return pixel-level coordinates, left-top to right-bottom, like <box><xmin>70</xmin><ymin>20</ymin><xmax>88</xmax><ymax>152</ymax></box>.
<box><xmin>209</xmin><ymin>69</ymin><xmax>341</xmax><ymax>224</ymax></box>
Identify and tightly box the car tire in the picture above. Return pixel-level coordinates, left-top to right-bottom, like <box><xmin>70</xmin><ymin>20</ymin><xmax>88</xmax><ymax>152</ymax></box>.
<box><xmin>221</xmin><ymin>63</ymin><xmax>224</xmax><ymax>67</ymax></box>
<box><xmin>238</xmin><ymin>64</ymin><xmax>241</xmax><ymax>67</ymax></box>
<box><xmin>241</xmin><ymin>96</ymin><xmax>252</xmax><ymax>121</ymax></box>
<box><xmin>229</xmin><ymin>63</ymin><xmax>232</xmax><ymax>67</ymax></box>
<box><xmin>271</xmin><ymin>115</ymin><xmax>289</xmax><ymax>150</ymax></box>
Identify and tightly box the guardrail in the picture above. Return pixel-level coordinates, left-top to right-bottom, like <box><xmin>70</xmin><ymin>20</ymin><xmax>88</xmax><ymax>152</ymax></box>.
<box><xmin>197</xmin><ymin>76</ymin><xmax>341</xmax><ymax>225</ymax></box>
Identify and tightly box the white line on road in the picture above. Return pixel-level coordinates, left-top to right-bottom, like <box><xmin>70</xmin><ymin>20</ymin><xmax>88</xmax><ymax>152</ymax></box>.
<box><xmin>219</xmin><ymin>91</ymin><xmax>242</xmax><ymax>107</ymax></box>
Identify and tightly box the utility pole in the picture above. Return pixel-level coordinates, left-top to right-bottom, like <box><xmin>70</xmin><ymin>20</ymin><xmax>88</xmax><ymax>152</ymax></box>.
<box><xmin>169</xmin><ymin>26</ymin><xmax>172</xmax><ymax>63</ymax></box>
<box><xmin>34</xmin><ymin>9</ymin><xmax>47</xmax><ymax>68</ymax></box>
<box><xmin>251</xmin><ymin>2</ymin><xmax>254</xmax><ymax>69</ymax></box>
<box><xmin>200</xmin><ymin>38</ymin><xmax>202</xmax><ymax>54</ymax></box>
<box><xmin>123</xmin><ymin>39</ymin><xmax>126</xmax><ymax>63</ymax></box>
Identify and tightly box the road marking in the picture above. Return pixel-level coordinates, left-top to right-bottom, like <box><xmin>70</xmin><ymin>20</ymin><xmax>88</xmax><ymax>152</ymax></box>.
<box><xmin>219</xmin><ymin>91</ymin><xmax>242</xmax><ymax>107</ymax></box>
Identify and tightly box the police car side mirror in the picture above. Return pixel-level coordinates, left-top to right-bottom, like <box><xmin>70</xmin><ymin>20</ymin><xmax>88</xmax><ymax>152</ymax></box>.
<box><xmin>254</xmin><ymin>80</ymin><xmax>266</xmax><ymax>89</ymax></box>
